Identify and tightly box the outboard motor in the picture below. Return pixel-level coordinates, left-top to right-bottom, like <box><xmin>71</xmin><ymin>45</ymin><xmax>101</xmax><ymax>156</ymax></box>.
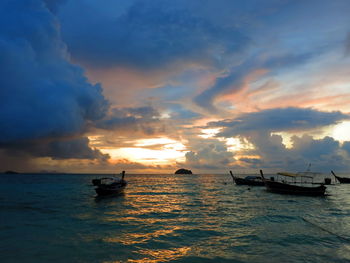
<box><xmin>120</xmin><ymin>171</ymin><xmax>127</xmax><ymax>186</ymax></box>
<box><xmin>92</xmin><ymin>179</ymin><xmax>101</xmax><ymax>186</ymax></box>
<box><xmin>324</xmin><ymin>178</ymin><xmax>331</xmax><ymax>185</ymax></box>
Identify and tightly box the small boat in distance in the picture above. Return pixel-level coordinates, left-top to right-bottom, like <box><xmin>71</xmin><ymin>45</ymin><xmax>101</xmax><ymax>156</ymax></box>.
<box><xmin>259</xmin><ymin>170</ymin><xmax>326</xmax><ymax>196</ymax></box>
<box><xmin>229</xmin><ymin>171</ymin><xmax>265</xmax><ymax>186</ymax></box>
<box><xmin>331</xmin><ymin>171</ymin><xmax>350</xmax><ymax>183</ymax></box>
<box><xmin>92</xmin><ymin>171</ymin><xmax>127</xmax><ymax>196</ymax></box>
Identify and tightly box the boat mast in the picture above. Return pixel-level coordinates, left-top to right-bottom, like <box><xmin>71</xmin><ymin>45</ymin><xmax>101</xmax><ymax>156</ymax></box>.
<box><xmin>229</xmin><ymin>171</ymin><xmax>235</xmax><ymax>184</ymax></box>
<box><xmin>306</xmin><ymin>163</ymin><xmax>311</xmax><ymax>172</ymax></box>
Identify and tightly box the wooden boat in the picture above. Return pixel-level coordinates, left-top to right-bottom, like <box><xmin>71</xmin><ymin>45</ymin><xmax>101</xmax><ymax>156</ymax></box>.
<box><xmin>93</xmin><ymin>171</ymin><xmax>127</xmax><ymax>196</ymax></box>
<box><xmin>229</xmin><ymin>171</ymin><xmax>265</xmax><ymax>186</ymax></box>
<box><xmin>331</xmin><ymin>171</ymin><xmax>350</xmax><ymax>183</ymax></box>
<box><xmin>259</xmin><ymin>170</ymin><xmax>326</xmax><ymax>196</ymax></box>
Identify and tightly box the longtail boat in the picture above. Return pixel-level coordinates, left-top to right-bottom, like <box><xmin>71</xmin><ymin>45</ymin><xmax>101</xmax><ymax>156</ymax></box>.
<box><xmin>259</xmin><ymin>170</ymin><xmax>326</xmax><ymax>196</ymax></box>
<box><xmin>229</xmin><ymin>171</ymin><xmax>265</xmax><ymax>186</ymax></box>
<box><xmin>92</xmin><ymin>171</ymin><xmax>127</xmax><ymax>196</ymax></box>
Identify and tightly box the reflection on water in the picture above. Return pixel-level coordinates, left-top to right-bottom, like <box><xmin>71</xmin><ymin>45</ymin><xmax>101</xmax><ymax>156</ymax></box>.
<box><xmin>94</xmin><ymin>193</ymin><xmax>126</xmax><ymax>202</ymax></box>
<box><xmin>104</xmin><ymin>226</ymin><xmax>182</xmax><ymax>245</ymax></box>
<box><xmin>1</xmin><ymin>173</ymin><xmax>350</xmax><ymax>263</ymax></box>
<box><xmin>102</xmin><ymin>247</ymin><xmax>191</xmax><ymax>263</ymax></box>
<box><xmin>128</xmin><ymin>247</ymin><xmax>191</xmax><ymax>263</ymax></box>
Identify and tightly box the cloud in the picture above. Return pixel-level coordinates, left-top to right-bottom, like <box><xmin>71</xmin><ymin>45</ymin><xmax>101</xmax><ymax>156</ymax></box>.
<box><xmin>183</xmin><ymin>138</ymin><xmax>234</xmax><ymax>170</ymax></box>
<box><xmin>2</xmin><ymin>0</ymin><xmax>350</xmax><ymax>174</ymax></box>
<box><xmin>37</xmin><ymin>137</ymin><xmax>109</xmax><ymax>161</ymax></box>
<box><xmin>236</xmin><ymin>132</ymin><xmax>350</xmax><ymax>172</ymax></box>
<box><xmin>166</xmin><ymin>103</ymin><xmax>201</xmax><ymax>122</ymax></box>
<box><xmin>286</xmin><ymin>135</ymin><xmax>349</xmax><ymax>171</ymax></box>
<box><xmin>209</xmin><ymin>107</ymin><xmax>350</xmax><ymax>137</ymax></box>
<box><xmin>0</xmin><ymin>0</ymin><xmax>108</xmax><ymax>144</ymax></box>
<box><xmin>112</xmin><ymin>159</ymin><xmax>154</xmax><ymax>170</ymax></box>
<box><xmin>57</xmin><ymin>0</ymin><xmax>249</xmax><ymax>70</ymax></box>
<box><xmin>199</xmin><ymin>107</ymin><xmax>350</xmax><ymax>171</ymax></box>
<box><xmin>0</xmin><ymin>149</ymin><xmax>35</xmax><ymax>173</ymax></box>
<box><xmin>2</xmin><ymin>137</ymin><xmax>109</xmax><ymax>161</ymax></box>
<box><xmin>342</xmin><ymin>141</ymin><xmax>350</xmax><ymax>155</ymax></box>
<box><xmin>56</xmin><ymin>0</ymin><xmax>350</xmax><ymax>116</ymax></box>
<box><xmin>193</xmin><ymin>51</ymin><xmax>316</xmax><ymax>112</ymax></box>
<box><xmin>193</xmin><ymin>66</ymin><xmax>250</xmax><ymax>113</ymax></box>
<box><xmin>0</xmin><ymin>136</ymin><xmax>109</xmax><ymax>173</ymax></box>
<box><xmin>96</xmin><ymin>106</ymin><xmax>165</xmax><ymax>135</ymax></box>
<box><xmin>0</xmin><ymin>0</ymin><xmax>119</xmax><ymax>171</ymax></box>
<box><xmin>238</xmin><ymin>157</ymin><xmax>262</xmax><ymax>167</ymax></box>
<box><xmin>190</xmin><ymin>0</ymin><xmax>350</xmax><ymax>112</ymax></box>
<box><xmin>242</xmin><ymin>132</ymin><xmax>288</xmax><ymax>168</ymax></box>
<box><xmin>291</xmin><ymin>135</ymin><xmax>340</xmax><ymax>159</ymax></box>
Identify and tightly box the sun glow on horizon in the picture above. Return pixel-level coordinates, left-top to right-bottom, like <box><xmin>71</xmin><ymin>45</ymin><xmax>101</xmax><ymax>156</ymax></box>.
<box><xmin>99</xmin><ymin>137</ymin><xmax>187</xmax><ymax>165</ymax></box>
<box><xmin>134</xmin><ymin>138</ymin><xmax>185</xmax><ymax>149</ymax></box>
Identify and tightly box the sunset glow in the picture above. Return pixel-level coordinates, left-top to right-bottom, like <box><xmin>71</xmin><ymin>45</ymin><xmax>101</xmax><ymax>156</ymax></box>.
<box><xmin>2</xmin><ymin>0</ymin><xmax>350</xmax><ymax>173</ymax></box>
<box><xmin>5</xmin><ymin>2</ymin><xmax>350</xmax><ymax>263</ymax></box>
<box><xmin>199</xmin><ymin>128</ymin><xmax>221</xmax><ymax>139</ymax></box>
<box><xmin>225</xmin><ymin>137</ymin><xmax>254</xmax><ymax>152</ymax></box>
<box><xmin>101</xmin><ymin>137</ymin><xmax>187</xmax><ymax>165</ymax></box>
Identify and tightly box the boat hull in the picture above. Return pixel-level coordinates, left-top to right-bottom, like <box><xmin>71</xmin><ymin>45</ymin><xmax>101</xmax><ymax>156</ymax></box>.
<box><xmin>334</xmin><ymin>175</ymin><xmax>350</xmax><ymax>184</ymax></box>
<box><xmin>234</xmin><ymin>178</ymin><xmax>265</xmax><ymax>186</ymax></box>
<box><xmin>264</xmin><ymin>181</ymin><xmax>326</xmax><ymax>196</ymax></box>
<box><xmin>95</xmin><ymin>185</ymin><xmax>126</xmax><ymax>196</ymax></box>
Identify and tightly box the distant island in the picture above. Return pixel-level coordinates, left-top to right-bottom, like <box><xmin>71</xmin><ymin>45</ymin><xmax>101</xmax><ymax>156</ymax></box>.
<box><xmin>4</xmin><ymin>170</ymin><xmax>19</xmax><ymax>174</ymax></box>
<box><xmin>175</xmin><ymin>168</ymin><xmax>192</xmax><ymax>174</ymax></box>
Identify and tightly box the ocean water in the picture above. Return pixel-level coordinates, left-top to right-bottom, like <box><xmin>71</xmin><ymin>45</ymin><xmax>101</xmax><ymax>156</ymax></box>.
<box><xmin>1</xmin><ymin>173</ymin><xmax>350</xmax><ymax>263</ymax></box>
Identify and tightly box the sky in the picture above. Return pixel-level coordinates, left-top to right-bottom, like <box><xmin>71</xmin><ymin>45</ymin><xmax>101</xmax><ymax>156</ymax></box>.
<box><xmin>1</xmin><ymin>0</ymin><xmax>350</xmax><ymax>174</ymax></box>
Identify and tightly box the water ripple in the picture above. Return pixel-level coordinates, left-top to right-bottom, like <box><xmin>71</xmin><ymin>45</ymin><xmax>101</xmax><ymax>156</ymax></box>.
<box><xmin>1</xmin><ymin>173</ymin><xmax>350</xmax><ymax>262</ymax></box>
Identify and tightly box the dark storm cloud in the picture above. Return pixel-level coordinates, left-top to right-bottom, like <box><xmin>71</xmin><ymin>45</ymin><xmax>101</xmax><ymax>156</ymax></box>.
<box><xmin>57</xmin><ymin>0</ymin><xmax>249</xmax><ymax>69</ymax></box>
<box><xmin>0</xmin><ymin>0</ymin><xmax>108</xmax><ymax>145</ymax></box>
<box><xmin>2</xmin><ymin>137</ymin><xmax>109</xmax><ymax>161</ymax></box>
<box><xmin>43</xmin><ymin>137</ymin><xmax>109</xmax><ymax>160</ymax></box>
<box><xmin>208</xmin><ymin>108</ymin><xmax>350</xmax><ymax>137</ymax></box>
<box><xmin>0</xmin><ymin>0</ymin><xmax>119</xmax><ymax>167</ymax></box>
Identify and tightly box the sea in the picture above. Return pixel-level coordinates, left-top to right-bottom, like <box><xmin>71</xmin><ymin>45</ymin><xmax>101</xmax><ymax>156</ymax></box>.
<box><xmin>1</xmin><ymin>173</ymin><xmax>350</xmax><ymax>263</ymax></box>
